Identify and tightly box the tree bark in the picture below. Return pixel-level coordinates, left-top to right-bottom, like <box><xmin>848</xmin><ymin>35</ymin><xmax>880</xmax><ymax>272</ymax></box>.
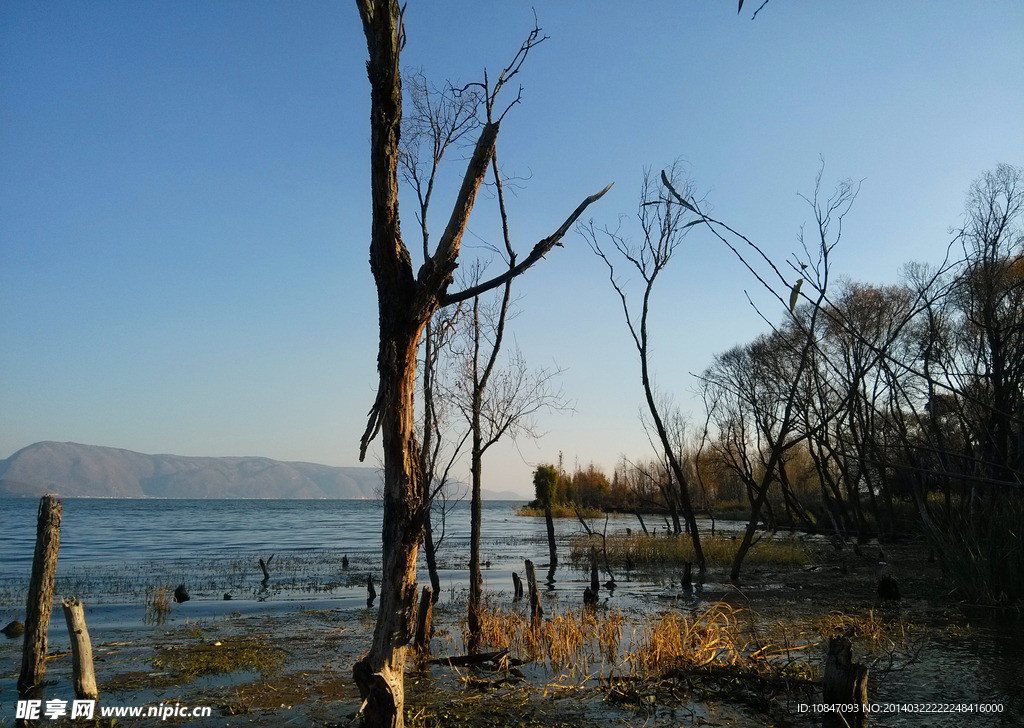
<box><xmin>18</xmin><ymin>494</ymin><xmax>62</xmax><ymax>698</ymax></box>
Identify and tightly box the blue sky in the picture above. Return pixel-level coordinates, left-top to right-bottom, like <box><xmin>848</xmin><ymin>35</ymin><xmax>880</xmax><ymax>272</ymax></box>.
<box><xmin>2</xmin><ymin>1</ymin><xmax>1021</xmax><ymax>495</ymax></box>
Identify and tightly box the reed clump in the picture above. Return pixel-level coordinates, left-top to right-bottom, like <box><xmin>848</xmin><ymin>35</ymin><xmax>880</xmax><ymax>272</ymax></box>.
<box><xmin>569</xmin><ymin>532</ymin><xmax>810</xmax><ymax>569</ymax></box>
<box><xmin>144</xmin><ymin>585</ymin><xmax>171</xmax><ymax>625</ymax></box>
<box><xmin>472</xmin><ymin>605</ymin><xmax>625</xmax><ymax>670</ymax></box>
<box><xmin>627</xmin><ymin>602</ymin><xmax>817</xmax><ymax>683</ymax></box>
<box><xmin>814</xmin><ymin>609</ymin><xmax>915</xmax><ymax>651</ymax></box>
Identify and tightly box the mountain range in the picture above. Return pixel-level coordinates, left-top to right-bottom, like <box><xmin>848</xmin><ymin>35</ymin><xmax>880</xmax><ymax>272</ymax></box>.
<box><xmin>0</xmin><ymin>442</ymin><xmax>524</xmax><ymax>500</ymax></box>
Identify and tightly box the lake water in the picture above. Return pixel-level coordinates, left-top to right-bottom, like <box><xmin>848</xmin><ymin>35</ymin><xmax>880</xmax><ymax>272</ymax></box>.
<box><xmin>1</xmin><ymin>498</ymin><xmax>1021</xmax><ymax>727</ymax></box>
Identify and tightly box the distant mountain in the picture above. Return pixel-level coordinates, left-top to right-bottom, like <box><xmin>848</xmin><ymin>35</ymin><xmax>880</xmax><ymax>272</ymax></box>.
<box><xmin>0</xmin><ymin>442</ymin><xmax>529</xmax><ymax>500</ymax></box>
<box><xmin>0</xmin><ymin>442</ymin><xmax>382</xmax><ymax>499</ymax></box>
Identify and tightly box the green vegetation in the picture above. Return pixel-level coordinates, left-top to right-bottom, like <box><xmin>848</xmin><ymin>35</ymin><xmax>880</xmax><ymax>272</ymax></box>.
<box><xmin>153</xmin><ymin>636</ymin><xmax>285</xmax><ymax>681</ymax></box>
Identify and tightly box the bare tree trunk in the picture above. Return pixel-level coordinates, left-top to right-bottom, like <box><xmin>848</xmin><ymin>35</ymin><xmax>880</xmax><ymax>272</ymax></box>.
<box><xmin>467</xmin><ymin>431</ymin><xmax>484</xmax><ymax>652</ymax></box>
<box><xmin>18</xmin><ymin>494</ymin><xmax>62</xmax><ymax>698</ymax></box>
<box><xmin>352</xmin><ymin>323</ymin><xmax>426</xmax><ymax>728</ymax></box>
<box><xmin>422</xmin><ymin>514</ymin><xmax>442</xmax><ymax>603</ymax></box>
<box><xmin>61</xmin><ymin>597</ymin><xmax>98</xmax><ymax>701</ymax></box>
<box><xmin>413</xmin><ymin>586</ymin><xmax>433</xmax><ymax>651</ymax></box>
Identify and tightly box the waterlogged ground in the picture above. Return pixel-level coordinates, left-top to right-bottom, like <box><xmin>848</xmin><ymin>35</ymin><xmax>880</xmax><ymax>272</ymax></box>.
<box><xmin>0</xmin><ymin>499</ymin><xmax>1022</xmax><ymax>727</ymax></box>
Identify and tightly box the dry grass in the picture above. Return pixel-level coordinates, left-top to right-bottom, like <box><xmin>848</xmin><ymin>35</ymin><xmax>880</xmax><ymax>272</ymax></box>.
<box><xmin>814</xmin><ymin>609</ymin><xmax>915</xmax><ymax>651</ymax></box>
<box><xmin>627</xmin><ymin>603</ymin><xmax>745</xmax><ymax>675</ymax></box>
<box><xmin>144</xmin><ymin>585</ymin><xmax>171</xmax><ymax>625</ymax></box>
<box><xmin>471</xmin><ymin>604</ymin><xmax>625</xmax><ymax>671</ymax></box>
<box><xmin>471</xmin><ymin>601</ymin><xmax>813</xmax><ymax>683</ymax></box>
<box><xmin>569</xmin><ymin>532</ymin><xmax>810</xmax><ymax>570</ymax></box>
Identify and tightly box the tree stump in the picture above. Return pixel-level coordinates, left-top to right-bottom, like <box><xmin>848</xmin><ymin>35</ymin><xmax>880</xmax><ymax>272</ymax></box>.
<box><xmin>61</xmin><ymin>597</ymin><xmax>98</xmax><ymax>701</ymax></box>
<box><xmin>18</xmin><ymin>494</ymin><xmax>62</xmax><ymax>697</ymax></box>
<box><xmin>258</xmin><ymin>554</ymin><xmax>274</xmax><ymax>582</ymax></box>
<box><xmin>511</xmin><ymin>572</ymin><xmax>523</xmax><ymax>600</ymax></box>
<box><xmin>366</xmin><ymin>575</ymin><xmax>377</xmax><ymax>608</ymax></box>
<box><xmin>822</xmin><ymin>636</ymin><xmax>869</xmax><ymax>728</ymax></box>
<box><xmin>414</xmin><ymin>586</ymin><xmax>433</xmax><ymax>650</ymax></box>
<box><xmin>681</xmin><ymin>561</ymin><xmax>693</xmax><ymax>592</ymax></box>
<box><xmin>525</xmin><ymin>559</ymin><xmax>542</xmax><ymax>625</ymax></box>
<box><xmin>173</xmin><ymin>584</ymin><xmax>190</xmax><ymax>603</ymax></box>
<box><xmin>877</xmin><ymin>576</ymin><xmax>900</xmax><ymax>602</ymax></box>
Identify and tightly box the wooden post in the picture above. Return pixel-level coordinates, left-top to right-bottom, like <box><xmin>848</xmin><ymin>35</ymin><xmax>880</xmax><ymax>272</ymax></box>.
<box><xmin>511</xmin><ymin>572</ymin><xmax>523</xmax><ymax>600</ymax></box>
<box><xmin>822</xmin><ymin>636</ymin><xmax>869</xmax><ymax>728</ymax></box>
<box><xmin>18</xmin><ymin>495</ymin><xmax>62</xmax><ymax>697</ymax></box>
<box><xmin>524</xmin><ymin>559</ymin><xmax>542</xmax><ymax>624</ymax></box>
<box><xmin>61</xmin><ymin>598</ymin><xmax>98</xmax><ymax>701</ymax></box>
<box><xmin>413</xmin><ymin>586</ymin><xmax>433</xmax><ymax>650</ymax></box>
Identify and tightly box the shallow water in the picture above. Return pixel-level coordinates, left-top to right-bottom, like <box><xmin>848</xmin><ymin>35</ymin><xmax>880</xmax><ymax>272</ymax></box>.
<box><xmin>1</xmin><ymin>498</ymin><xmax>1021</xmax><ymax>727</ymax></box>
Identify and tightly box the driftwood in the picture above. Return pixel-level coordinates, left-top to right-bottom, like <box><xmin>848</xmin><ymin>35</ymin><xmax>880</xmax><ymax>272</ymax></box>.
<box><xmin>61</xmin><ymin>597</ymin><xmax>98</xmax><ymax>701</ymax></box>
<box><xmin>413</xmin><ymin>586</ymin><xmax>433</xmax><ymax>650</ymax></box>
<box><xmin>511</xmin><ymin>572</ymin><xmax>523</xmax><ymax>600</ymax></box>
<box><xmin>259</xmin><ymin>554</ymin><xmax>274</xmax><ymax>582</ymax></box>
<box><xmin>430</xmin><ymin>648</ymin><xmax>508</xmax><ymax>667</ymax></box>
<box><xmin>525</xmin><ymin>559</ymin><xmax>542</xmax><ymax>623</ymax></box>
<box><xmin>822</xmin><ymin>636</ymin><xmax>869</xmax><ymax>728</ymax></box>
<box><xmin>18</xmin><ymin>494</ymin><xmax>63</xmax><ymax>697</ymax></box>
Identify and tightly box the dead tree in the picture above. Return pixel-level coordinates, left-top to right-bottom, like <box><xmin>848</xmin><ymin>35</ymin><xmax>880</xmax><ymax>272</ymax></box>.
<box><xmin>354</xmin><ymin>3</ymin><xmax>609</xmax><ymax>724</ymax></box>
<box><xmin>18</xmin><ymin>494</ymin><xmax>62</xmax><ymax>698</ymax></box>
<box><xmin>585</xmin><ymin>165</ymin><xmax>707</xmax><ymax>573</ymax></box>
